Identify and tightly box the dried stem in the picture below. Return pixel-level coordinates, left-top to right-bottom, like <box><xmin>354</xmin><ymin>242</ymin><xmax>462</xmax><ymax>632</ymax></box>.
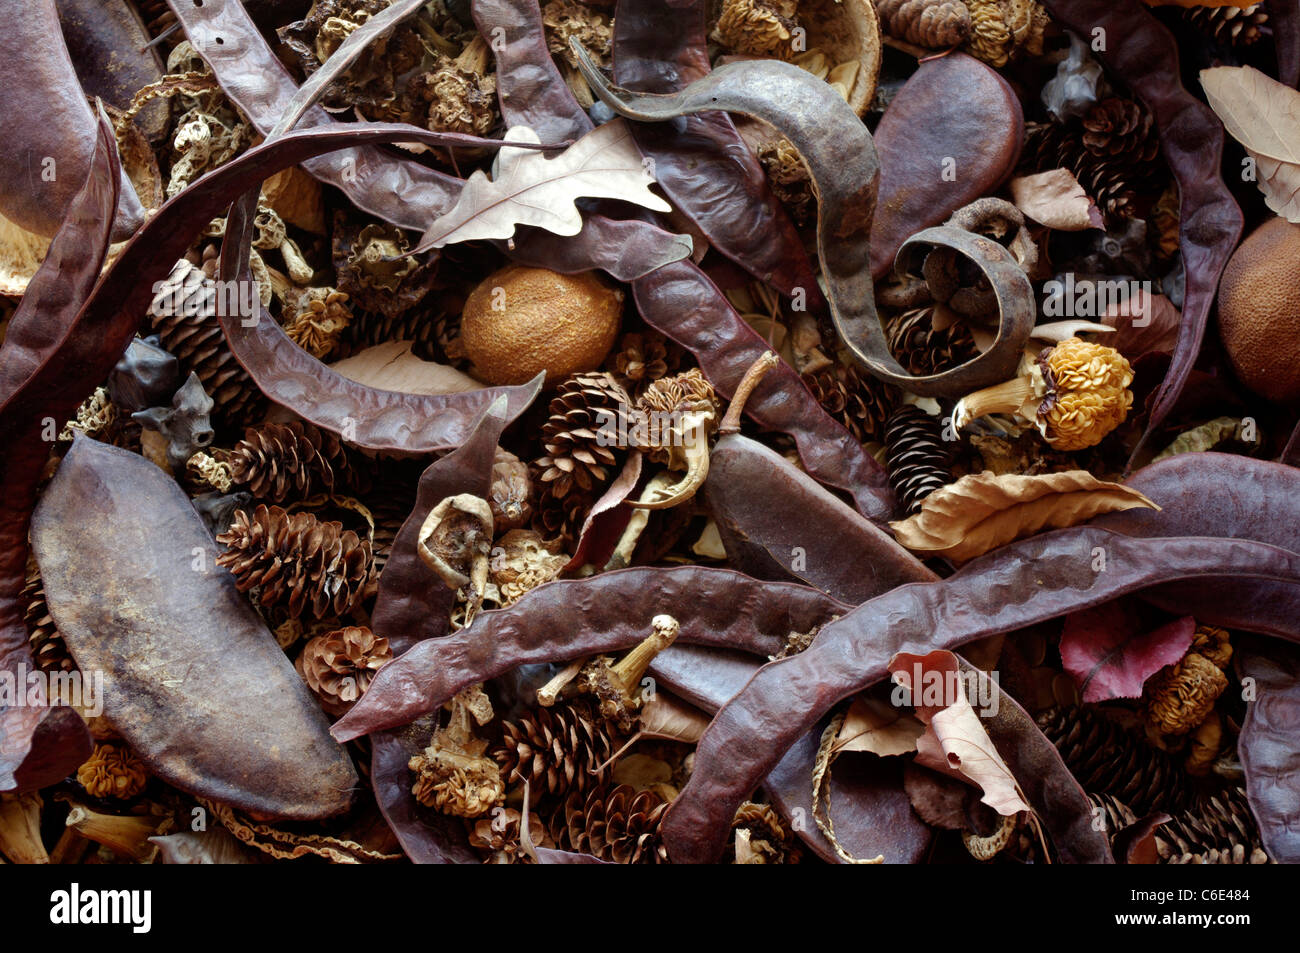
<box><xmin>719</xmin><ymin>351</ymin><xmax>781</xmax><ymax>435</ymax></box>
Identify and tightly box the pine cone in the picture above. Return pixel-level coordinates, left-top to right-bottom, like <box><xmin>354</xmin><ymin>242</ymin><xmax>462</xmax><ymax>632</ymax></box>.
<box><xmin>884</xmin><ymin>406</ymin><xmax>951</xmax><ymax>514</ymax></box>
<box><xmin>216</xmin><ymin>505</ymin><xmax>376</xmax><ymax>619</ymax></box>
<box><xmin>1022</xmin><ymin>112</ymin><xmax>1159</xmax><ymax>218</ymax></box>
<box><xmin>1157</xmin><ymin>788</ymin><xmax>1271</xmax><ymax>865</ymax></box>
<box><xmin>531</xmin><ymin>485</ymin><xmax>592</xmax><ymax>548</ymax></box>
<box><xmin>492</xmin><ymin>701</ymin><xmax>614</xmax><ymax>802</ymax></box>
<box><xmin>228</xmin><ymin>421</ymin><xmax>362</xmax><ymax>503</ymax></box>
<box><xmin>549</xmin><ymin>783</ymin><xmax>669</xmax><ymax>864</ymax></box>
<box><xmin>1037</xmin><ymin>705</ymin><xmax>1190</xmax><ymax>816</ymax></box>
<box><xmin>604</xmin><ymin>331</ymin><xmax>671</xmax><ymax>397</ymax></box>
<box><xmin>886</xmin><ymin>307</ymin><xmax>978</xmax><ymax>377</ymax></box>
<box><xmin>1081</xmin><ymin>98</ymin><xmax>1159</xmax><ymax>163</ymax></box>
<box><xmin>875</xmin><ymin>0</ymin><xmax>972</xmax><ymax>48</ymax></box>
<box><xmin>1183</xmin><ymin>3</ymin><xmax>1268</xmax><ymax>46</ymax></box>
<box><xmin>801</xmin><ymin>363</ymin><xmax>897</xmax><ymax>444</ymax></box>
<box><xmin>534</xmin><ymin>372</ymin><xmax>631</xmax><ymax>498</ymax></box>
<box><xmin>22</xmin><ymin>566</ymin><xmax>73</xmax><ymax>674</ymax></box>
<box><xmin>148</xmin><ymin>258</ymin><xmax>263</xmax><ymax>428</ymax></box>
<box><xmin>295</xmin><ymin>625</ymin><xmax>392</xmax><ymax>715</ymax></box>
<box><xmin>335</xmin><ymin>308</ymin><xmax>452</xmax><ymax>363</ymax></box>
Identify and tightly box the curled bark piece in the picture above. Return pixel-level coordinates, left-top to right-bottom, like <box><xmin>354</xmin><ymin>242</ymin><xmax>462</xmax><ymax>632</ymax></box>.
<box><xmin>331</xmin><ymin>568</ymin><xmax>845</xmax><ymax>742</ymax></box>
<box><xmin>31</xmin><ymin>438</ymin><xmax>358</xmax><ymax>820</ymax></box>
<box><xmin>659</xmin><ymin>529</ymin><xmax>1300</xmax><ymax>862</ymax></box>
<box><xmin>572</xmin><ymin>48</ymin><xmax>1036</xmax><ymax>397</ymax></box>
<box><xmin>0</xmin><ymin>0</ymin><xmax>144</xmax><ymax>240</ymax></box>
<box><xmin>1036</xmin><ymin>0</ymin><xmax>1243</xmax><ymax>461</ymax></box>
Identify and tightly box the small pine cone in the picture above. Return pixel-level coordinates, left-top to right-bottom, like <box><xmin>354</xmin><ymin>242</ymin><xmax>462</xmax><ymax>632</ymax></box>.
<box><xmin>1037</xmin><ymin>705</ymin><xmax>1189</xmax><ymax>816</ymax></box>
<box><xmin>228</xmin><ymin>421</ymin><xmax>360</xmax><ymax>503</ymax></box>
<box><xmin>886</xmin><ymin>306</ymin><xmax>978</xmax><ymax>377</ymax></box>
<box><xmin>77</xmin><ymin>743</ymin><xmax>148</xmax><ymax>800</ymax></box>
<box><xmin>604</xmin><ymin>331</ymin><xmax>670</xmax><ymax>397</ymax></box>
<box><xmin>148</xmin><ymin>258</ymin><xmax>263</xmax><ymax>427</ymax></box>
<box><xmin>534</xmin><ymin>372</ymin><xmax>631</xmax><ymax>499</ymax></box>
<box><xmin>1183</xmin><ymin>3</ymin><xmax>1268</xmax><ymax>46</ymax></box>
<box><xmin>216</xmin><ymin>505</ymin><xmax>376</xmax><ymax>620</ymax></box>
<box><xmin>531</xmin><ymin>486</ymin><xmax>591</xmax><ymax>548</ymax></box>
<box><xmin>295</xmin><ymin>625</ymin><xmax>393</xmax><ymax>716</ymax></box>
<box><xmin>1157</xmin><ymin>788</ymin><xmax>1272</xmax><ymax>865</ymax></box>
<box><xmin>22</xmin><ymin>566</ymin><xmax>73</xmax><ymax>674</ymax></box>
<box><xmin>884</xmin><ymin>406</ymin><xmax>951</xmax><ymax>514</ymax></box>
<box><xmin>549</xmin><ymin>784</ymin><xmax>669</xmax><ymax>863</ymax></box>
<box><xmin>801</xmin><ymin>363</ymin><xmax>897</xmax><ymax>444</ymax></box>
<box><xmin>1081</xmin><ymin>98</ymin><xmax>1159</xmax><ymax>163</ymax></box>
<box><xmin>876</xmin><ymin>0</ymin><xmax>972</xmax><ymax>48</ymax></box>
<box><xmin>492</xmin><ymin>701</ymin><xmax>614</xmax><ymax>802</ymax></box>
<box><xmin>714</xmin><ymin>0</ymin><xmax>802</xmax><ymax>60</ymax></box>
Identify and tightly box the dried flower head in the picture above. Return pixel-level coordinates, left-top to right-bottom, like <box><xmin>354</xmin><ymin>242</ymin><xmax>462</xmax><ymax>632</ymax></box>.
<box><xmin>714</xmin><ymin>0</ymin><xmax>802</xmax><ymax>61</ymax></box>
<box><xmin>410</xmin><ymin>687</ymin><xmax>504</xmax><ymax>817</ymax></box>
<box><xmin>418</xmin><ymin>494</ymin><xmax>494</xmax><ymax>623</ymax></box>
<box><xmin>417</xmin><ymin>37</ymin><xmax>499</xmax><ymax>137</ymax></box>
<box><xmin>542</xmin><ymin>0</ymin><xmax>613</xmax><ymax>69</ymax></box>
<box><xmin>284</xmin><ymin>290</ymin><xmax>353</xmax><ymax>360</ymax></box>
<box><xmin>346</xmin><ymin>224</ymin><xmax>418</xmax><ymax>292</ymax></box>
<box><xmin>489</xmin><ymin>449</ymin><xmax>534</xmax><ymax>532</ymax></box>
<box><xmin>491</xmin><ymin>529</ymin><xmax>568</xmax><ymax>606</ymax></box>
<box><xmin>606</xmin><ymin>331</ymin><xmax>671</xmax><ymax>395</ymax></box>
<box><xmin>77</xmin><ymin>743</ymin><xmax>148</xmax><ymax>800</ymax></box>
<box><xmin>296</xmin><ymin>626</ymin><xmax>393</xmax><ymax>716</ymax></box>
<box><xmin>1144</xmin><ymin>651</ymin><xmax>1228</xmax><ymax>737</ymax></box>
<box><xmin>470</xmin><ymin>808</ymin><xmax>552</xmax><ymax>862</ymax></box>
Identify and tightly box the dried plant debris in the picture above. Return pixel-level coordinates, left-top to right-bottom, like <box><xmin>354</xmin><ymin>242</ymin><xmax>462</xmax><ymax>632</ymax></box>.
<box><xmin>0</xmin><ymin>0</ymin><xmax>1296</xmax><ymax>874</ymax></box>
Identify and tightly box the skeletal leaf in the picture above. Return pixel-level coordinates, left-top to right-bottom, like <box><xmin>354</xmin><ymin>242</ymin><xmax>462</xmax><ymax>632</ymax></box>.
<box><xmin>414</xmin><ymin>121</ymin><xmax>673</xmax><ymax>252</ymax></box>
<box><xmin>889</xmin><ymin>470</ymin><xmax>1159</xmax><ymax>563</ymax></box>
<box><xmin>1201</xmin><ymin>66</ymin><xmax>1300</xmax><ymax>222</ymax></box>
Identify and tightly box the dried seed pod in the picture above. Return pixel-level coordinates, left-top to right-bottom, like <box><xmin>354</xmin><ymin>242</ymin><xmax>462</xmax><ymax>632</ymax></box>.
<box><xmin>491</xmin><ymin>529</ymin><xmax>567</xmax><ymax>606</ymax></box>
<box><xmin>489</xmin><ymin>449</ymin><xmax>534</xmax><ymax>533</ymax></box>
<box><xmin>216</xmin><ymin>505</ymin><xmax>376</xmax><ymax>620</ymax></box>
<box><xmin>76</xmin><ymin>742</ymin><xmax>149</xmax><ymax>800</ymax></box>
<box><xmin>415</xmin><ymin>36</ymin><xmax>499</xmax><ymax>137</ymax></box>
<box><xmin>295</xmin><ymin>626</ymin><xmax>393</xmax><ymax>717</ymax></box>
<box><xmin>604</xmin><ymin>331</ymin><xmax>671</xmax><ymax>397</ymax></box>
<box><xmin>572</xmin><ymin>615</ymin><xmax>680</xmax><ymax>732</ymax></box>
<box><xmin>732</xmin><ymin>801</ymin><xmax>799</xmax><ymax>864</ymax></box>
<box><xmin>283</xmin><ymin>289</ymin><xmax>353</xmax><ymax>360</ymax></box>
<box><xmin>108</xmin><ymin>337</ymin><xmax>179</xmax><ymax>413</ymax></box>
<box><xmin>131</xmin><ymin>372</ymin><xmax>215</xmax><ymax>470</ymax></box>
<box><xmin>0</xmin><ymin>793</ymin><xmax>48</xmax><ymax>864</ymax></box>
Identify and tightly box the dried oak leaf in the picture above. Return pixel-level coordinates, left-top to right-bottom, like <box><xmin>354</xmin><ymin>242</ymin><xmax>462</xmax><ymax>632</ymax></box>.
<box><xmin>889</xmin><ymin>470</ymin><xmax>1159</xmax><ymax>563</ymax></box>
<box><xmin>1201</xmin><ymin>65</ymin><xmax>1300</xmax><ymax>222</ymax></box>
<box><xmin>413</xmin><ymin>121</ymin><xmax>673</xmax><ymax>252</ymax></box>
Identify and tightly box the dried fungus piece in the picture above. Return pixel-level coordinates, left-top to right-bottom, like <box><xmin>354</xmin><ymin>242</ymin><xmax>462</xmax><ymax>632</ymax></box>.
<box><xmin>296</xmin><ymin>626</ymin><xmax>393</xmax><ymax>716</ymax></box>
<box><xmin>410</xmin><ymin>687</ymin><xmax>504</xmax><ymax>818</ymax></box>
<box><xmin>417</xmin><ymin>494</ymin><xmax>494</xmax><ymax>622</ymax></box>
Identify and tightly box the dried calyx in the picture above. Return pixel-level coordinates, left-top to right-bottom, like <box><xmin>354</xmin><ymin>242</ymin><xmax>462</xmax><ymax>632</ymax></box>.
<box><xmin>952</xmin><ymin>337</ymin><xmax>1134</xmax><ymax>451</ymax></box>
<box><xmin>538</xmin><ymin>615</ymin><xmax>681</xmax><ymax>733</ymax></box>
<box><xmin>417</xmin><ymin>493</ymin><xmax>494</xmax><ymax>622</ymax></box>
<box><xmin>409</xmin><ymin>685</ymin><xmax>504</xmax><ymax>818</ymax></box>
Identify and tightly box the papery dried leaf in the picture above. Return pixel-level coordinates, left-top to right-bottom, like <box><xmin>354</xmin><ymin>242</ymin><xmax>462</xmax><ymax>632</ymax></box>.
<box><xmin>150</xmin><ymin>829</ymin><xmax>266</xmax><ymax>865</ymax></box>
<box><xmin>637</xmin><ymin>691</ymin><xmax>710</xmax><ymax>745</ymax></box>
<box><xmin>1100</xmin><ymin>288</ymin><xmax>1181</xmax><ymax>359</ymax></box>
<box><xmin>1039</xmin><ymin>0</ymin><xmax>1242</xmax><ymax>463</ymax></box>
<box><xmin>891</xmin><ymin>651</ymin><xmax>1031</xmax><ymax>816</ymax></box>
<box><xmin>328</xmin><ymin>341</ymin><xmax>483</xmax><ymax>395</ymax></box>
<box><xmin>30</xmin><ymin>438</ymin><xmax>357</xmax><ymax>819</ymax></box>
<box><xmin>1201</xmin><ymin>66</ymin><xmax>1300</xmax><ymax>221</ymax></box>
<box><xmin>1153</xmin><ymin>417</ymin><xmax>1251</xmax><ymax>460</ymax></box>
<box><xmin>659</xmin><ymin>528</ymin><xmax>1300</xmax><ymax>862</ymax></box>
<box><xmin>889</xmin><ymin>471</ymin><xmax>1159</xmax><ymax>563</ymax></box>
<box><xmin>413</xmin><ymin>122</ymin><xmax>673</xmax><ymax>252</ymax></box>
<box><xmin>833</xmin><ymin>696</ymin><xmax>924</xmax><ymax>757</ymax></box>
<box><xmin>1010</xmin><ymin>169</ymin><xmax>1104</xmax><ymax>231</ymax></box>
<box><xmin>1059</xmin><ymin>603</ymin><xmax>1196</xmax><ymax>703</ymax></box>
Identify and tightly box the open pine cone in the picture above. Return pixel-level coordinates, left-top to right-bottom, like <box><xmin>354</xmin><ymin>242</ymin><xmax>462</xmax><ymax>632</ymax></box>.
<box><xmin>534</xmin><ymin>372</ymin><xmax>631</xmax><ymax>498</ymax></box>
<box><xmin>549</xmin><ymin>783</ymin><xmax>669</xmax><ymax>864</ymax></box>
<box><xmin>228</xmin><ymin>420</ymin><xmax>363</xmax><ymax>503</ymax></box>
<box><xmin>295</xmin><ymin>625</ymin><xmax>393</xmax><ymax>716</ymax></box>
<box><xmin>492</xmin><ymin>701</ymin><xmax>614</xmax><ymax>803</ymax></box>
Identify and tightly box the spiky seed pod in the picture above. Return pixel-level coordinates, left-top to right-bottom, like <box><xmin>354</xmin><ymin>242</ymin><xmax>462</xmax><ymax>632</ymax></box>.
<box><xmin>1183</xmin><ymin>3</ymin><xmax>1268</xmax><ymax>46</ymax></box>
<box><xmin>228</xmin><ymin>421</ymin><xmax>361</xmax><ymax>503</ymax></box>
<box><xmin>549</xmin><ymin>784</ymin><xmax>669</xmax><ymax>864</ymax></box>
<box><xmin>22</xmin><ymin>567</ymin><xmax>73</xmax><ymax>674</ymax></box>
<box><xmin>148</xmin><ymin>258</ymin><xmax>263</xmax><ymax>427</ymax></box>
<box><xmin>876</xmin><ymin>0</ymin><xmax>972</xmax><ymax>48</ymax></box>
<box><xmin>216</xmin><ymin>505</ymin><xmax>376</xmax><ymax>620</ymax></box>
<box><xmin>1037</xmin><ymin>705</ymin><xmax>1190</xmax><ymax>816</ymax></box>
<box><xmin>801</xmin><ymin>363</ymin><xmax>897</xmax><ymax>444</ymax></box>
<box><xmin>534</xmin><ymin>372</ymin><xmax>631</xmax><ymax>499</ymax></box>
<box><xmin>492</xmin><ymin>701</ymin><xmax>614</xmax><ymax>802</ymax></box>
<box><xmin>886</xmin><ymin>307</ymin><xmax>979</xmax><ymax>377</ymax></box>
<box><xmin>883</xmin><ymin>406</ymin><xmax>951</xmax><ymax>514</ymax></box>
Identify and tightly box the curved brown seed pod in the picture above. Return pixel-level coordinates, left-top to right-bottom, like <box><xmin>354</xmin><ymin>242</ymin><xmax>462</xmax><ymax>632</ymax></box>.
<box><xmin>658</xmin><ymin>529</ymin><xmax>1300</xmax><ymax>862</ymax></box>
<box><xmin>330</xmin><ymin>568</ymin><xmax>849</xmax><ymax>742</ymax></box>
<box><xmin>1036</xmin><ymin>0</ymin><xmax>1243</xmax><ymax>463</ymax></box>
<box><xmin>706</xmin><ymin>432</ymin><xmax>935</xmax><ymax>599</ymax></box>
<box><xmin>31</xmin><ymin>437</ymin><xmax>358</xmax><ymax>820</ymax></box>
<box><xmin>571</xmin><ymin>46</ymin><xmax>1036</xmax><ymax>397</ymax></box>
<box><xmin>0</xmin><ymin>0</ymin><xmax>144</xmax><ymax>240</ymax></box>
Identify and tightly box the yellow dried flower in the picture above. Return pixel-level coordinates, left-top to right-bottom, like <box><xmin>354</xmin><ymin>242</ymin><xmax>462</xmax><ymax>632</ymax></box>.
<box><xmin>77</xmin><ymin>743</ymin><xmax>148</xmax><ymax>799</ymax></box>
<box><xmin>1039</xmin><ymin>338</ymin><xmax>1135</xmax><ymax>451</ymax></box>
<box><xmin>714</xmin><ymin>0</ymin><xmax>802</xmax><ymax>61</ymax></box>
<box><xmin>964</xmin><ymin>0</ymin><xmax>1047</xmax><ymax>66</ymax></box>
<box><xmin>285</xmin><ymin>290</ymin><xmax>353</xmax><ymax>360</ymax></box>
<box><xmin>1144</xmin><ymin>652</ymin><xmax>1228</xmax><ymax>737</ymax></box>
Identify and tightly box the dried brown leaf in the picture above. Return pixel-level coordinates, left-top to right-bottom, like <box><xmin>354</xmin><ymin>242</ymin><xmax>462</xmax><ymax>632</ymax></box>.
<box><xmin>638</xmin><ymin>691</ymin><xmax>710</xmax><ymax>745</ymax></box>
<box><xmin>889</xmin><ymin>470</ymin><xmax>1159</xmax><ymax>563</ymax></box>
<box><xmin>328</xmin><ymin>341</ymin><xmax>482</xmax><ymax>395</ymax></box>
<box><xmin>832</xmin><ymin>696</ymin><xmax>924</xmax><ymax>757</ymax></box>
<box><xmin>1201</xmin><ymin>66</ymin><xmax>1300</xmax><ymax>221</ymax></box>
<box><xmin>1009</xmin><ymin>169</ymin><xmax>1103</xmax><ymax>231</ymax></box>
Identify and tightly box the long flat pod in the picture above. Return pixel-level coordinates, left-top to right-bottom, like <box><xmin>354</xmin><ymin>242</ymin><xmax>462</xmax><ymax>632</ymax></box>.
<box><xmin>0</xmin><ymin>0</ymin><xmax>144</xmax><ymax>239</ymax></box>
<box><xmin>571</xmin><ymin>46</ymin><xmax>1036</xmax><ymax>398</ymax></box>
<box><xmin>658</xmin><ymin>529</ymin><xmax>1300</xmax><ymax>862</ymax></box>
<box><xmin>1036</xmin><ymin>0</ymin><xmax>1243</xmax><ymax>462</ymax></box>
<box><xmin>31</xmin><ymin>438</ymin><xmax>358</xmax><ymax>820</ymax></box>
